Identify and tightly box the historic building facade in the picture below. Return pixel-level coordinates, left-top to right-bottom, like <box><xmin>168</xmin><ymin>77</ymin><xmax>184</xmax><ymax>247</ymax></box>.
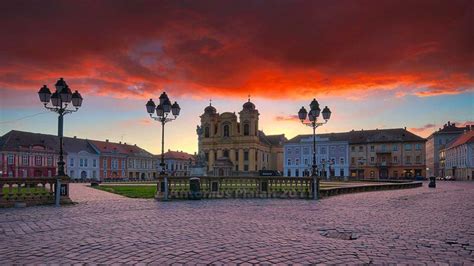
<box><xmin>89</xmin><ymin>140</ymin><xmax>128</xmax><ymax>180</ymax></box>
<box><xmin>199</xmin><ymin>100</ymin><xmax>286</xmax><ymax>176</ymax></box>
<box><xmin>156</xmin><ymin>150</ymin><xmax>195</xmax><ymax>176</ymax></box>
<box><xmin>444</xmin><ymin>129</ymin><xmax>473</xmax><ymax>180</ymax></box>
<box><xmin>64</xmin><ymin>136</ymin><xmax>100</xmax><ymax>180</ymax></box>
<box><xmin>284</xmin><ymin>134</ymin><xmax>349</xmax><ymax>178</ymax></box>
<box><xmin>0</xmin><ymin>131</ymin><xmax>59</xmax><ymax>177</ymax></box>
<box><xmin>348</xmin><ymin>128</ymin><xmax>426</xmax><ymax>179</ymax></box>
<box><xmin>426</xmin><ymin>122</ymin><xmax>471</xmax><ymax>177</ymax></box>
<box><xmin>125</xmin><ymin>144</ymin><xmax>155</xmax><ymax>180</ymax></box>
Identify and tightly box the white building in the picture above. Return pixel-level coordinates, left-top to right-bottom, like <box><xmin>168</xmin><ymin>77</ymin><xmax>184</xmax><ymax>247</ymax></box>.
<box><xmin>64</xmin><ymin>137</ymin><xmax>100</xmax><ymax>180</ymax></box>
<box><xmin>444</xmin><ymin>130</ymin><xmax>474</xmax><ymax>180</ymax></box>
<box><xmin>156</xmin><ymin>150</ymin><xmax>195</xmax><ymax>176</ymax></box>
<box><xmin>284</xmin><ymin>134</ymin><xmax>349</xmax><ymax>178</ymax></box>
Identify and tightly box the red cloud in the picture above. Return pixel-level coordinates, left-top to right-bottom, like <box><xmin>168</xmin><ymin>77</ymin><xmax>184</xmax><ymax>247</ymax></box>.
<box><xmin>274</xmin><ymin>115</ymin><xmax>300</xmax><ymax>122</ymax></box>
<box><xmin>0</xmin><ymin>0</ymin><xmax>472</xmax><ymax>100</ymax></box>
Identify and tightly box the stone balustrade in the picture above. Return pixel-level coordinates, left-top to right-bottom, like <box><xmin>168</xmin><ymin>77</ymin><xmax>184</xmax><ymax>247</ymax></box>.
<box><xmin>155</xmin><ymin>176</ymin><xmax>423</xmax><ymax>200</ymax></box>
<box><xmin>0</xmin><ymin>177</ymin><xmax>72</xmax><ymax>207</ymax></box>
<box><xmin>156</xmin><ymin>176</ymin><xmax>316</xmax><ymax>200</ymax></box>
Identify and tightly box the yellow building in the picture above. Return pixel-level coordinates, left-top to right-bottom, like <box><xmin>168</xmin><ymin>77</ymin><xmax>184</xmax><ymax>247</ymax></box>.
<box><xmin>199</xmin><ymin>99</ymin><xmax>286</xmax><ymax>176</ymax></box>
<box><xmin>347</xmin><ymin>128</ymin><xmax>427</xmax><ymax>179</ymax></box>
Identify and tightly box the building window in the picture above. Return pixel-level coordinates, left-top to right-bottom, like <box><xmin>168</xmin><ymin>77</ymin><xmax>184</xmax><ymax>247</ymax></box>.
<box><xmin>80</xmin><ymin>159</ymin><xmax>84</xmax><ymax>167</ymax></box>
<box><xmin>223</xmin><ymin>150</ymin><xmax>229</xmax><ymax>158</ymax></box>
<box><xmin>381</xmin><ymin>144</ymin><xmax>387</xmax><ymax>152</ymax></box>
<box><xmin>8</xmin><ymin>154</ymin><xmax>14</xmax><ymax>165</ymax></box>
<box><xmin>340</xmin><ymin>169</ymin><xmax>344</xmax><ymax>177</ymax></box>
<box><xmin>122</xmin><ymin>160</ymin><xmax>126</xmax><ymax>169</ymax></box>
<box><xmin>47</xmin><ymin>156</ymin><xmax>53</xmax><ymax>166</ymax></box>
<box><xmin>370</xmin><ymin>157</ymin><xmax>375</xmax><ymax>163</ymax></box>
<box><xmin>70</xmin><ymin>170</ymin><xmax>74</xmax><ymax>178</ymax></box>
<box><xmin>70</xmin><ymin>158</ymin><xmax>74</xmax><ymax>167</ymax></box>
<box><xmin>84</xmin><ymin>159</ymin><xmax>88</xmax><ymax>167</ymax></box>
<box><xmin>204</xmin><ymin>126</ymin><xmax>210</xmax><ymax>138</ymax></box>
<box><xmin>340</xmin><ymin>158</ymin><xmax>344</xmax><ymax>165</ymax></box>
<box><xmin>295</xmin><ymin>159</ymin><xmax>299</xmax><ymax>165</ymax></box>
<box><xmin>321</xmin><ymin>147</ymin><xmax>326</xmax><ymax>154</ymax></box>
<box><xmin>244</xmin><ymin>165</ymin><xmax>249</xmax><ymax>171</ymax></box>
<box><xmin>244</xmin><ymin>151</ymin><xmax>249</xmax><ymax>161</ymax></box>
<box><xmin>22</xmin><ymin>155</ymin><xmax>28</xmax><ymax>166</ymax></box>
<box><xmin>351</xmin><ymin>157</ymin><xmax>355</xmax><ymax>164</ymax></box>
<box><xmin>93</xmin><ymin>159</ymin><xmax>97</xmax><ymax>167</ymax></box>
<box><xmin>235</xmin><ymin>151</ymin><xmax>239</xmax><ymax>160</ymax></box>
<box><xmin>112</xmin><ymin>159</ymin><xmax>118</xmax><ymax>169</ymax></box>
<box><xmin>223</xmin><ymin>124</ymin><xmax>230</xmax><ymax>137</ymax></box>
<box><xmin>295</xmin><ymin>169</ymin><xmax>299</xmax><ymax>177</ymax></box>
<box><xmin>359</xmin><ymin>146</ymin><xmax>363</xmax><ymax>152</ymax></box>
<box><xmin>92</xmin><ymin>171</ymin><xmax>97</xmax><ymax>179</ymax></box>
<box><xmin>393</xmin><ymin>156</ymin><xmax>398</xmax><ymax>163</ymax></box>
<box><xmin>415</xmin><ymin>144</ymin><xmax>422</xmax><ymax>150</ymax></box>
<box><xmin>303</xmin><ymin>147</ymin><xmax>309</xmax><ymax>154</ymax></box>
<box><xmin>35</xmin><ymin>156</ymin><xmax>42</xmax><ymax>166</ymax></box>
<box><xmin>103</xmin><ymin>159</ymin><xmax>107</xmax><ymax>169</ymax></box>
<box><xmin>393</xmin><ymin>144</ymin><xmax>398</xmax><ymax>151</ymax></box>
<box><xmin>243</xmin><ymin>123</ymin><xmax>250</xmax><ymax>136</ymax></box>
<box><xmin>287</xmin><ymin>159</ymin><xmax>291</xmax><ymax>166</ymax></box>
<box><xmin>406</xmin><ymin>156</ymin><xmax>411</xmax><ymax>164</ymax></box>
<box><xmin>287</xmin><ymin>169</ymin><xmax>291</xmax><ymax>177</ymax></box>
<box><xmin>415</xmin><ymin>156</ymin><xmax>421</xmax><ymax>164</ymax></box>
<box><xmin>405</xmin><ymin>144</ymin><xmax>412</xmax><ymax>151</ymax></box>
<box><xmin>103</xmin><ymin>171</ymin><xmax>107</xmax><ymax>178</ymax></box>
<box><xmin>351</xmin><ymin>146</ymin><xmax>355</xmax><ymax>152</ymax></box>
<box><xmin>304</xmin><ymin>159</ymin><xmax>308</xmax><ymax>165</ymax></box>
<box><xmin>370</xmin><ymin>146</ymin><xmax>375</xmax><ymax>152</ymax></box>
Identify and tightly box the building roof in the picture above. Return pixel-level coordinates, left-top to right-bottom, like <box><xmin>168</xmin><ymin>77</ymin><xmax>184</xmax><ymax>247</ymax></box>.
<box><xmin>89</xmin><ymin>140</ymin><xmax>153</xmax><ymax>157</ymax></box>
<box><xmin>446</xmin><ymin>130</ymin><xmax>474</xmax><ymax>149</ymax></box>
<box><xmin>63</xmin><ymin>136</ymin><xmax>99</xmax><ymax>154</ymax></box>
<box><xmin>428</xmin><ymin>121</ymin><xmax>472</xmax><ymax>139</ymax></box>
<box><xmin>0</xmin><ymin>130</ymin><xmax>61</xmax><ymax>153</ymax></box>
<box><xmin>156</xmin><ymin>150</ymin><xmax>195</xmax><ymax>160</ymax></box>
<box><xmin>286</xmin><ymin>128</ymin><xmax>425</xmax><ymax>144</ymax></box>
<box><xmin>258</xmin><ymin>131</ymin><xmax>287</xmax><ymax>146</ymax></box>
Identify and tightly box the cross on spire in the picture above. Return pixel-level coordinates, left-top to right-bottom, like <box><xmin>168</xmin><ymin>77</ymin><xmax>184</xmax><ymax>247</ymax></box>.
<box><xmin>209</xmin><ymin>99</ymin><xmax>212</xmax><ymax>106</ymax></box>
<box><xmin>248</xmin><ymin>94</ymin><xmax>251</xmax><ymax>102</ymax></box>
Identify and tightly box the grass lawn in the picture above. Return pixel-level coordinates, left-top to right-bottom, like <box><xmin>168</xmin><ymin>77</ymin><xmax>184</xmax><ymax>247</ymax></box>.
<box><xmin>95</xmin><ymin>185</ymin><xmax>157</xmax><ymax>198</ymax></box>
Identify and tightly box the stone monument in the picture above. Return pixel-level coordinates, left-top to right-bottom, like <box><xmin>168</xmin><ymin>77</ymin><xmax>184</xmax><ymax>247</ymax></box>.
<box><xmin>189</xmin><ymin>125</ymin><xmax>208</xmax><ymax>176</ymax></box>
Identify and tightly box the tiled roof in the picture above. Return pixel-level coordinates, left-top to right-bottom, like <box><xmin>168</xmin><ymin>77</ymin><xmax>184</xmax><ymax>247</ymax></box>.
<box><xmin>446</xmin><ymin>130</ymin><xmax>474</xmax><ymax>149</ymax></box>
<box><xmin>258</xmin><ymin>131</ymin><xmax>287</xmax><ymax>146</ymax></box>
<box><xmin>156</xmin><ymin>150</ymin><xmax>195</xmax><ymax>160</ymax></box>
<box><xmin>286</xmin><ymin>128</ymin><xmax>425</xmax><ymax>144</ymax></box>
<box><xmin>0</xmin><ymin>130</ymin><xmax>61</xmax><ymax>153</ymax></box>
<box><xmin>88</xmin><ymin>140</ymin><xmax>153</xmax><ymax>157</ymax></box>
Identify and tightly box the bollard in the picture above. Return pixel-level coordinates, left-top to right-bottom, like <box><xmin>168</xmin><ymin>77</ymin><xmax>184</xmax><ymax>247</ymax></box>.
<box><xmin>428</xmin><ymin>176</ymin><xmax>436</xmax><ymax>188</ymax></box>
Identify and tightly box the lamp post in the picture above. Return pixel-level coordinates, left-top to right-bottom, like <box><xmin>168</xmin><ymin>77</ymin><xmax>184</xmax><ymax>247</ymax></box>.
<box><xmin>38</xmin><ymin>78</ymin><xmax>83</xmax><ymax>207</ymax></box>
<box><xmin>146</xmin><ymin>92</ymin><xmax>180</xmax><ymax>200</ymax></box>
<box><xmin>298</xmin><ymin>99</ymin><xmax>331</xmax><ymax>200</ymax></box>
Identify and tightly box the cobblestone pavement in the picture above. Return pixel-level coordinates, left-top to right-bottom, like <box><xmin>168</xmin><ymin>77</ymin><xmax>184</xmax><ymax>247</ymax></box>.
<box><xmin>1</xmin><ymin>182</ymin><xmax>473</xmax><ymax>264</ymax></box>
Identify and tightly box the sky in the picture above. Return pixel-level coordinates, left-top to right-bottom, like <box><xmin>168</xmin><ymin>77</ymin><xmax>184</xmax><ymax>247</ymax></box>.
<box><xmin>0</xmin><ymin>0</ymin><xmax>473</xmax><ymax>154</ymax></box>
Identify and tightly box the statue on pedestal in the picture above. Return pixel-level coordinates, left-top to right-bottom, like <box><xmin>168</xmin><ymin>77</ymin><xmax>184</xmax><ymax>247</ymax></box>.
<box><xmin>189</xmin><ymin>125</ymin><xmax>208</xmax><ymax>176</ymax></box>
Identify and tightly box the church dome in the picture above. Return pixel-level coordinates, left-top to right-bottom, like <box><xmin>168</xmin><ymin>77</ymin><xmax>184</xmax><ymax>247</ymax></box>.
<box><xmin>204</xmin><ymin>104</ymin><xmax>216</xmax><ymax>115</ymax></box>
<box><xmin>243</xmin><ymin>99</ymin><xmax>255</xmax><ymax>111</ymax></box>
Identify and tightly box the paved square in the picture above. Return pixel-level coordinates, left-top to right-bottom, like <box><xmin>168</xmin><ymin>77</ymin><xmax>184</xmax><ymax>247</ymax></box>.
<box><xmin>1</xmin><ymin>182</ymin><xmax>473</xmax><ymax>264</ymax></box>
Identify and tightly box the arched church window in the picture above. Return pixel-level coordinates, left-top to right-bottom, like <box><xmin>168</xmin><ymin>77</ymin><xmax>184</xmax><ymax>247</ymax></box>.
<box><xmin>223</xmin><ymin>150</ymin><xmax>229</xmax><ymax>158</ymax></box>
<box><xmin>244</xmin><ymin>123</ymin><xmax>250</xmax><ymax>136</ymax></box>
<box><xmin>204</xmin><ymin>126</ymin><xmax>210</xmax><ymax>138</ymax></box>
<box><xmin>223</xmin><ymin>124</ymin><xmax>230</xmax><ymax>137</ymax></box>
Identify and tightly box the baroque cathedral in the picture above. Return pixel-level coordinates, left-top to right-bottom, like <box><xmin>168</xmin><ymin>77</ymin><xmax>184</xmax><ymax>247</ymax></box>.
<box><xmin>199</xmin><ymin>98</ymin><xmax>286</xmax><ymax>176</ymax></box>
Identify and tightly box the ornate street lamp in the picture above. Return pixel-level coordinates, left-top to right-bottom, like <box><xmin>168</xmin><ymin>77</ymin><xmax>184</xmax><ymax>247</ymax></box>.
<box><xmin>298</xmin><ymin>98</ymin><xmax>331</xmax><ymax>200</ymax></box>
<box><xmin>38</xmin><ymin>78</ymin><xmax>83</xmax><ymax>206</ymax></box>
<box><xmin>146</xmin><ymin>92</ymin><xmax>180</xmax><ymax>200</ymax></box>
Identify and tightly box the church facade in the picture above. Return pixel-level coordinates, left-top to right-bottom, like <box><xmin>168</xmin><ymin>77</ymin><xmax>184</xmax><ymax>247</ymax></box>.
<box><xmin>199</xmin><ymin>99</ymin><xmax>286</xmax><ymax>176</ymax></box>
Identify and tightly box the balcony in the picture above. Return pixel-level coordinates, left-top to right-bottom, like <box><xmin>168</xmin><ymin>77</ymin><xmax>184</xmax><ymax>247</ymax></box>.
<box><xmin>376</xmin><ymin>161</ymin><xmax>392</xmax><ymax>168</ymax></box>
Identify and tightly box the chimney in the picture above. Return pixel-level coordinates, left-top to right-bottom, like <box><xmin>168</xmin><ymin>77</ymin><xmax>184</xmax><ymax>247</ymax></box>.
<box><xmin>404</xmin><ymin>127</ymin><xmax>406</xmax><ymax>130</ymax></box>
<box><xmin>106</xmin><ymin>139</ymin><xmax>109</xmax><ymax>142</ymax></box>
<box><xmin>73</xmin><ymin>136</ymin><xmax>77</xmax><ymax>139</ymax></box>
<box><xmin>124</xmin><ymin>142</ymin><xmax>127</xmax><ymax>145</ymax></box>
<box><xmin>119</xmin><ymin>141</ymin><xmax>122</xmax><ymax>144</ymax></box>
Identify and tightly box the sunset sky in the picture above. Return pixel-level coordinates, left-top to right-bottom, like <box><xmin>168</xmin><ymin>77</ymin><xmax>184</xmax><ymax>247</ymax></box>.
<box><xmin>0</xmin><ymin>0</ymin><xmax>472</xmax><ymax>154</ymax></box>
